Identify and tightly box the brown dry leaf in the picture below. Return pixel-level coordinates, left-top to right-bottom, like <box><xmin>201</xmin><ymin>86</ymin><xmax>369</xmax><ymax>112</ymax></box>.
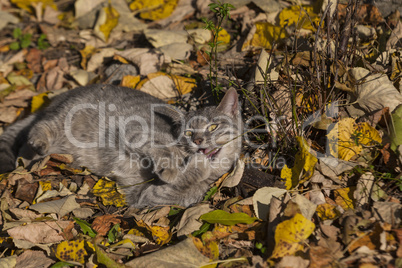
<box><xmin>7</xmin><ymin>220</ymin><xmax>73</xmax><ymax>244</ymax></box>
<box><xmin>393</xmin><ymin>228</ymin><xmax>402</xmax><ymax>257</ymax></box>
<box><xmin>0</xmin><ymin>106</ymin><xmax>20</xmax><ymax>123</ymax></box>
<box><xmin>92</xmin><ymin>215</ymin><xmax>121</xmax><ymax>236</ymax></box>
<box><xmin>348</xmin><ymin>222</ymin><xmax>383</xmax><ymax>253</ymax></box>
<box><xmin>15</xmin><ymin>250</ymin><xmax>55</xmax><ymax>268</ymax></box>
<box><xmin>26</xmin><ymin>48</ymin><xmax>42</xmax><ymax>73</ymax></box>
<box><xmin>176</xmin><ymin>203</ymin><xmax>212</xmax><ymax>237</ymax></box>
<box><xmin>126</xmin><ymin>237</ymin><xmax>210</xmax><ymax>267</ymax></box>
<box><xmin>309</xmin><ymin>246</ymin><xmax>335</xmax><ymax>268</ymax></box>
<box><xmin>14</xmin><ymin>179</ymin><xmax>38</xmax><ymax>204</ymax></box>
<box><xmin>29</xmin><ymin>195</ymin><xmax>80</xmax><ymax>217</ymax></box>
<box><xmin>337</xmin><ymin>4</ymin><xmax>383</xmax><ymax>25</ymax></box>
<box><xmin>115</xmin><ymin>48</ymin><xmax>166</xmax><ymax>75</ymax></box>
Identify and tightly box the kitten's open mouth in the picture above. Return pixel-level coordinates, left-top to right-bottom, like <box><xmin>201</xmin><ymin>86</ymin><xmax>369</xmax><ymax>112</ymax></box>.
<box><xmin>198</xmin><ymin>147</ymin><xmax>221</xmax><ymax>159</ymax></box>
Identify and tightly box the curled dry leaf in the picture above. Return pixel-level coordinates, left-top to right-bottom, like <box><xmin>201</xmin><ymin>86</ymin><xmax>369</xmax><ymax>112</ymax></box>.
<box><xmin>29</xmin><ymin>195</ymin><xmax>81</xmax><ymax>217</ymax></box>
<box><xmin>349</xmin><ymin>67</ymin><xmax>402</xmax><ymax>115</ymax></box>
<box><xmin>126</xmin><ymin>237</ymin><xmax>210</xmax><ymax>268</ymax></box>
<box><xmin>92</xmin><ymin>214</ymin><xmax>121</xmax><ymax>236</ymax></box>
<box><xmin>176</xmin><ymin>203</ymin><xmax>212</xmax><ymax>237</ymax></box>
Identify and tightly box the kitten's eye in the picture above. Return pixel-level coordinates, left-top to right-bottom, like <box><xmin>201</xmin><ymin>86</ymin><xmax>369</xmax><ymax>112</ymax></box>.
<box><xmin>184</xmin><ymin>130</ymin><xmax>193</xmax><ymax>137</ymax></box>
<box><xmin>207</xmin><ymin>124</ymin><xmax>218</xmax><ymax>132</ymax></box>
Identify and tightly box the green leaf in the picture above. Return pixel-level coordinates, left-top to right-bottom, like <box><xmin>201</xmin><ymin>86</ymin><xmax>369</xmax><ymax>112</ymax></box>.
<box><xmin>20</xmin><ymin>34</ymin><xmax>32</xmax><ymax>48</ymax></box>
<box><xmin>38</xmin><ymin>34</ymin><xmax>50</xmax><ymax>50</ymax></box>
<box><xmin>95</xmin><ymin>242</ymin><xmax>126</xmax><ymax>268</ymax></box>
<box><xmin>192</xmin><ymin>222</ymin><xmax>210</xmax><ymax>236</ymax></box>
<box><xmin>200</xmin><ymin>210</ymin><xmax>258</xmax><ymax>226</ymax></box>
<box><xmin>74</xmin><ymin>217</ymin><xmax>97</xmax><ymax>238</ymax></box>
<box><xmin>203</xmin><ymin>186</ymin><xmax>218</xmax><ymax>201</ymax></box>
<box><xmin>50</xmin><ymin>262</ymin><xmax>75</xmax><ymax>268</ymax></box>
<box><xmin>168</xmin><ymin>207</ymin><xmax>182</xmax><ymax>216</ymax></box>
<box><xmin>391</xmin><ymin>105</ymin><xmax>402</xmax><ymax>152</ymax></box>
<box><xmin>108</xmin><ymin>223</ymin><xmax>120</xmax><ymax>243</ymax></box>
<box><xmin>13</xmin><ymin>28</ymin><xmax>22</xmax><ymax>39</ymax></box>
<box><xmin>9</xmin><ymin>42</ymin><xmax>20</xmax><ymax>50</ymax></box>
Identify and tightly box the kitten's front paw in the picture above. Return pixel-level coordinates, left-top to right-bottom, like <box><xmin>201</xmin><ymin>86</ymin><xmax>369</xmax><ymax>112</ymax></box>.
<box><xmin>157</xmin><ymin>168</ymin><xmax>179</xmax><ymax>183</ymax></box>
<box><xmin>188</xmin><ymin>153</ymin><xmax>212</xmax><ymax>178</ymax></box>
<box><xmin>28</xmin><ymin>137</ymin><xmax>49</xmax><ymax>156</ymax></box>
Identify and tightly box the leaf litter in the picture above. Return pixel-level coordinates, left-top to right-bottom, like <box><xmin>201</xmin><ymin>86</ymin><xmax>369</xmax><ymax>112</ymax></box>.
<box><xmin>0</xmin><ymin>0</ymin><xmax>401</xmax><ymax>267</ymax></box>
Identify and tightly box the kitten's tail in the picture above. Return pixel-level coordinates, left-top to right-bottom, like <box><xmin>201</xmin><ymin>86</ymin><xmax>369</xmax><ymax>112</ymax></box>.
<box><xmin>0</xmin><ymin>115</ymin><xmax>36</xmax><ymax>173</ymax></box>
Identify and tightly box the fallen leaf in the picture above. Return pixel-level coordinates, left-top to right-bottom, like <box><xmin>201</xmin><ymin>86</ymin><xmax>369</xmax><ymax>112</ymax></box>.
<box><xmin>55</xmin><ymin>240</ymin><xmax>89</xmax><ymax>264</ymax></box>
<box><xmin>144</xmin><ymin>29</ymin><xmax>188</xmax><ymax>48</ymax></box>
<box><xmin>279</xmin><ymin>5</ymin><xmax>320</xmax><ymax>31</ymax></box>
<box><xmin>29</xmin><ymin>195</ymin><xmax>81</xmax><ymax>217</ymax></box>
<box><xmin>30</xmin><ymin>92</ymin><xmax>50</xmax><ymax>113</ymax></box>
<box><xmin>136</xmin><ymin>220</ymin><xmax>171</xmax><ymax>245</ymax></box>
<box><xmin>7</xmin><ymin>220</ymin><xmax>73</xmax><ymax>244</ymax></box>
<box><xmin>94</xmin><ymin>3</ymin><xmax>120</xmax><ymax>42</ymax></box>
<box><xmin>200</xmin><ymin>210</ymin><xmax>258</xmax><ymax>226</ymax></box>
<box><xmin>121</xmin><ymin>75</ymin><xmax>141</xmax><ymax>88</ymax></box>
<box><xmin>334</xmin><ymin>187</ymin><xmax>355</xmax><ymax>210</ymax></box>
<box><xmin>176</xmin><ymin>203</ymin><xmax>213</xmax><ymax>237</ymax></box>
<box><xmin>252</xmin><ymin>187</ymin><xmax>287</xmax><ymax>220</ymax></box>
<box><xmin>327</xmin><ymin>118</ymin><xmax>382</xmax><ymax>161</ymax></box>
<box><xmin>92</xmin><ymin>178</ymin><xmax>126</xmax><ymax>207</ymax></box>
<box><xmin>15</xmin><ymin>250</ymin><xmax>55</xmax><ymax>268</ymax></box>
<box><xmin>280</xmin><ymin>137</ymin><xmax>317</xmax><ymax>189</ymax></box>
<box><xmin>349</xmin><ymin>67</ymin><xmax>402</xmax><ymax>115</ymax></box>
<box><xmin>130</xmin><ymin>0</ymin><xmax>178</xmax><ymax>21</ymax></box>
<box><xmin>316</xmin><ymin>203</ymin><xmax>341</xmax><ymax>220</ymax></box>
<box><xmin>242</xmin><ymin>22</ymin><xmax>288</xmax><ymax>51</ymax></box>
<box><xmin>92</xmin><ymin>215</ymin><xmax>121</xmax><ymax>236</ymax></box>
<box><xmin>390</xmin><ymin>104</ymin><xmax>402</xmax><ymax>151</ymax></box>
<box><xmin>125</xmin><ymin>237</ymin><xmax>210</xmax><ymax>267</ymax></box>
<box><xmin>270</xmin><ymin>213</ymin><xmax>315</xmax><ymax>259</ymax></box>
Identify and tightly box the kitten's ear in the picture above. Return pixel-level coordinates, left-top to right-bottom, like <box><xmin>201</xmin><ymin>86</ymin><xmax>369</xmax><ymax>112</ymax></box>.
<box><xmin>216</xmin><ymin>88</ymin><xmax>239</xmax><ymax>117</ymax></box>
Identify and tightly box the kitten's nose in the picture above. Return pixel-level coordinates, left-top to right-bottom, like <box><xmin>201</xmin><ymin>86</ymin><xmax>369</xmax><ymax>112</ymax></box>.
<box><xmin>193</xmin><ymin>138</ymin><xmax>204</xmax><ymax>145</ymax></box>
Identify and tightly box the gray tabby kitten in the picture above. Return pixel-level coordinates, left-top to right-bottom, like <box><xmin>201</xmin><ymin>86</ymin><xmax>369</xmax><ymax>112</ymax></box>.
<box><xmin>0</xmin><ymin>85</ymin><xmax>242</xmax><ymax>208</ymax></box>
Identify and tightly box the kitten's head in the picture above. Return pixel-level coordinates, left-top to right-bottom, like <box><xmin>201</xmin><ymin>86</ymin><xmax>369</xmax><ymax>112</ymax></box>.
<box><xmin>180</xmin><ymin>89</ymin><xmax>243</xmax><ymax>167</ymax></box>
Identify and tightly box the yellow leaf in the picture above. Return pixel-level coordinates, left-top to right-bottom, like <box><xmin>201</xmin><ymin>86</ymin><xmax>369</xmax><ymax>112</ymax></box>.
<box><xmin>280</xmin><ymin>137</ymin><xmax>317</xmax><ymax>189</ymax></box>
<box><xmin>113</xmin><ymin>54</ymin><xmax>129</xmax><ymax>64</ymax></box>
<box><xmin>92</xmin><ymin>178</ymin><xmax>126</xmax><ymax>207</ymax></box>
<box><xmin>99</xmin><ymin>4</ymin><xmax>119</xmax><ymax>41</ymax></box>
<box><xmin>242</xmin><ymin>22</ymin><xmax>288</xmax><ymax>51</ymax></box>
<box><xmin>217</xmin><ymin>28</ymin><xmax>230</xmax><ymax>44</ymax></box>
<box><xmin>121</xmin><ymin>75</ymin><xmax>141</xmax><ymax>88</ymax></box>
<box><xmin>270</xmin><ymin>213</ymin><xmax>315</xmax><ymax>259</ymax></box>
<box><xmin>279</xmin><ymin>5</ymin><xmax>320</xmax><ymax>31</ymax></box>
<box><xmin>327</xmin><ymin>118</ymin><xmax>382</xmax><ymax>161</ymax></box>
<box><xmin>334</xmin><ymin>187</ymin><xmax>355</xmax><ymax>210</ymax></box>
<box><xmin>137</xmin><ymin>72</ymin><xmax>196</xmax><ymax>95</ymax></box>
<box><xmin>192</xmin><ymin>236</ymin><xmax>219</xmax><ymax>262</ymax></box>
<box><xmin>316</xmin><ymin>203</ymin><xmax>341</xmax><ymax>220</ymax></box>
<box><xmin>136</xmin><ymin>220</ymin><xmax>172</xmax><ymax>245</ymax></box>
<box><xmin>31</xmin><ymin>92</ymin><xmax>50</xmax><ymax>113</ymax></box>
<box><xmin>130</xmin><ymin>0</ymin><xmax>178</xmax><ymax>21</ymax></box>
<box><xmin>56</xmin><ymin>240</ymin><xmax>88</xmax><ymax>264</ymax></box>
<box><xmin>39</xmin><ymin>180</ymin><xmax>51</xmax><ymax>192</ymax></box>
<box><xmin>79</xmin><ymin>46</ymin><xmax>97</xmax><ymax>70</ymax></box>
<box><xmin>127</xmin><ymin>228</ymin><xmax>146</xmax><ymax>237</ymax></box>
<box><xmin>280</xmin><ymin>165</ymin><xmax>293</xmax><ymax>190</ymax></box>
<box><xmin>11</xmin><ymin>0</ymin><xmax>57</xmax><ymax>13</ymax></box>
<box><xmin>148</xmin><ymin>225</ymin><xmax>172</xmax><ymax>245</ymax></box>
